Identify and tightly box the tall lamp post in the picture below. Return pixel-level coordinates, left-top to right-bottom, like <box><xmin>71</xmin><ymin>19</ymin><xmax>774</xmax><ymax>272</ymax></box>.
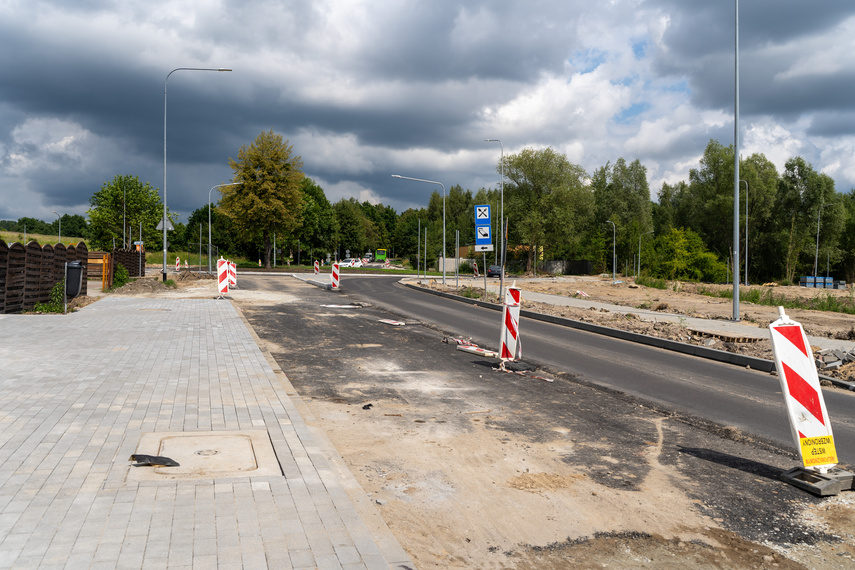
<box><xmin>814</xmin><ymin>202</ymin><xmax>832</xmax><ymax>278</ymax></box>
<box><xmin>484</xmin><ymin>139</ymin><xmax>505</xmax><ymax>299</ymax></box>
<box><xmin>208</xmin><ymin>182</ymin><xmax>240</xmax><ymax>273</ymax></box>
<box><xmin>741</xmin><ymin>179</ymin><xmax>748</xmax><ymax>286</ymax></box>
<box><xmin>733</xmin><ymin>0</ymin><xmax>741</xmax><ymax>320</ymax></box>
<box><xmin>52</xmin><ymin>211</ymin><xmax>61</xmax><ymax>243</ymax></box>
<box><xmin>392</xmin><ymin>175</ymin><xmax>446</xmax><ymax>285</ymax></box>
<box><xmin>605</xmin><ymin>220</ymin><xmax>616</xmax><ymax>282</ymax></box>
<box><xmin>162</xmin><ymin>66</ymin><xmax>232</xmax><ymax>281</ymax></box>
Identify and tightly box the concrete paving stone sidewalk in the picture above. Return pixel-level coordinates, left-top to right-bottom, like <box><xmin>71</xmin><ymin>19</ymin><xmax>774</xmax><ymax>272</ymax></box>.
<box><xmin>0</xmin><ymin>296</ymin><xmax>413</xmax><ymax>569</ymax></box>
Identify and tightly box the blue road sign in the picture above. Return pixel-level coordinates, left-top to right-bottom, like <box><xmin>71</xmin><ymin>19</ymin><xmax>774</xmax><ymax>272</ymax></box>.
<box><xmin>474</xmin><ymin>204</ymin><xmax>491</xmax><ymax>225</ymax></box>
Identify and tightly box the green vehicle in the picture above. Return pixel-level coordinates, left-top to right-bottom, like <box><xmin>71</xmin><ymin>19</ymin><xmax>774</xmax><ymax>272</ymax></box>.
<box><xmin>375</xmin><ymin>249</ymin><xmax>387</xmax><ymax>262</ymax></box>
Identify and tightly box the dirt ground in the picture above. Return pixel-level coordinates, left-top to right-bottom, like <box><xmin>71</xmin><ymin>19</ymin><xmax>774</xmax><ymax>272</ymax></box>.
<box><xmin>90</xmin><ymin>271</ymin><xmax>855</xmax><ymax>568</ymax></box>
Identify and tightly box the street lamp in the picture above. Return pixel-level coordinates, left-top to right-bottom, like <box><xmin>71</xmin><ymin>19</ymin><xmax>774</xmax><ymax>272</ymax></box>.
<box><xmin>605</xmin><ymin>220</ymin><xmax>616</xmax><ymax>282</ymax></box>
<box><xmin>162</xmin><ymin>66</ymin><xmax>232</xmax><ymax>281</ymax></box>
<box><xmin>392</xmin><ymin>175</ymin><xmax>446</xmax><ymax>285</ymax></box>
<box><xmin>52</xmin><ymin>211</ymin><xmax>61</xmax><ymax>243</ymax></box>
<box><xmin>741</xmin><ymin>179</ymin><xmax>748</xmax><ymax>286</ymax></box>
<box><xmin>208</xmin><ymin>182</ymin><xmax>240</xmax><ymax>273</ymax></box>
<box><xmin>485</xmin><ymin>139</ymin><xmax>505</xmax><ymax>299</ymax></box>
<box><xmin>638</xmin><ymin>230</ymin><xmax>653</xmax><ymax>277</ymax></box>
<box><xmin>814</xmin><ymin>202</ymin><xmax>832</xmax><ymax>278</ymax></box>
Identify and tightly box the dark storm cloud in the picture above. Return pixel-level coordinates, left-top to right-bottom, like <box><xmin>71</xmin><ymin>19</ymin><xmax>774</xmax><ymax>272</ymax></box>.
<box><xmin>2</xmin><ymin>0</ymin><xmax>855</xmax><ymax>222</ymax></box>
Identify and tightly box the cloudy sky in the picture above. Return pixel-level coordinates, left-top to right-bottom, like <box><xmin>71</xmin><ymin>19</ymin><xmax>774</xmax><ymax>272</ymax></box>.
<box><xmin>2</xmin><ymin>0</ymin><xmax>855</xmax><ymax>225</ymax></box>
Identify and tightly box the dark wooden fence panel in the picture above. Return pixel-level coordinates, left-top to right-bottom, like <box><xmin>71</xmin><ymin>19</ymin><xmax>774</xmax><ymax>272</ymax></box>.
<box><xmin>5</xmin><ymin>243</ymin><xmax>26</xmax><ymax>314</ymax></box>
<box><xmin>112</xmin><ymin>249</ymin><xmax>144</xmax><ymax>277</ymax></box>
<box><xmin>0</xmin><ymin>241</ymin><xmax>7</xmax><ymax>314</ymax></box>
<box><xmin>23</xmin><ymin>241</ymin><xmax>42</xmax><ymax>310</ymax></box>
<box><xmin>0</xmin><ymin>241</ymin><xmax>90</xmax><ymax>314</ymax></box>
<box><xmin>40</xmin><ymin>244</ymin><xmax>55</xmax><ymax>304</ymax></box>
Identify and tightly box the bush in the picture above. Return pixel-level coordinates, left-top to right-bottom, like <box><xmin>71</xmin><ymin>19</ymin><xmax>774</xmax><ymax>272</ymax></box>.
<box><xmin>113</xmin><ymin>263</ymin><xmax>130</xmax><ymax>289</ymax></box>
<box><xmin>458</xmin><ymin>260</ymin><xmax>473</xmax><ymax>274</ymax></box>
<box><xmin>34</xmin><ymin>281</ymin><xmax>65</xmax><ymax>313</ymax></box>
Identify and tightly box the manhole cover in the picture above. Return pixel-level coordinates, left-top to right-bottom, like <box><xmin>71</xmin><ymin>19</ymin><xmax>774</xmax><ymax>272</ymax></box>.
<box><xmin>128</xmin><ymin>430</ymin><xmax>282</xmax><ymax>481</ymax></box>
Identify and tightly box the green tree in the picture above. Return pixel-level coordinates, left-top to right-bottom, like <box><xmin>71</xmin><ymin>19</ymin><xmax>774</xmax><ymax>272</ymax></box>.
<box><xmin>87</xmin><ymin>175</ymin><xmax>163</xmax><ymax>251</ymax></box>
<box><xmin>222</xmin><ymin>130</ymin><xmax>305</xmax><ymax>268</ymax></box>
<box><xmin>592</xmin><ymin>157</ymin><xmax>653</xmax><ymax>272</ymax></box>
<box><xmin>503</xmin><ymin>147</ymin><xmax>592</xmax><ymax>271</ymax></box>
<box><xmin>333</xmin><ymin>198</ymin><xmax>370</xmax><ymax>259</ymax></box>
<box><xmin>297</xmin><ymin>178</ymin><xmax>338</xmax><ymax>261</ymax></box>
<box><xmin>648</xmin><ymin>228</ymin><xmax>726</xmax><ymax>282</ymax></box>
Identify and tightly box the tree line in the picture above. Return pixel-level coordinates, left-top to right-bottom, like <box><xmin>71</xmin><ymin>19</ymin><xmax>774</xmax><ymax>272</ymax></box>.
<box><xmin>6</xmin><ymin>132</ymin><xmax>854</xmax><ymax>283</ymax></box>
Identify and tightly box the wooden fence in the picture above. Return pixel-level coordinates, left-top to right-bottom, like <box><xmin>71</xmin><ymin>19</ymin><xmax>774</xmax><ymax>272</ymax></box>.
<box><xmin>0</xmin><ymin>241</ymin><xmax>89</xmax><ymax>314</ymax></box>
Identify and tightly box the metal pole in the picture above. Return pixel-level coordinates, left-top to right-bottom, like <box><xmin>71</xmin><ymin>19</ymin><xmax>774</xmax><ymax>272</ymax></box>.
<box><xmin>455</xmin><ymin>230</ymin><xmax>459</xmax><ymax>291</ymax></box>
<box><xmin>392</xmin><ymin>175</ymin><xmax>445</xmax><ymax>284</ymax></box>
<box><xmin>485</xmin><ymin>139</ymin><xmax>504</xmax><ymax>299</ymax></box>
<box><xmin>741</xmin><ymin>179</ymin><xmax>748</xmax><ymax>285</ymax></box>
<box><xmin>606</xmin><ymin>220</ymin><xmax>616</xmax><ymax>282</ymax></box>
<box><xmin>733</xmin><ymin>0</ymin><xmax>741</xmax><ymax>320</ymax></box>
<box><xmin>208</xmin><ymin>182</ymin><xmax>239</xmax><ymax>274</ymax></box>
<box><xmin>139</xmin><ymin>222</ymin><xmax>143</xmax><ymax>277</ymax></box>
<box><xmin>199</xmin><ymin>223</ymin><xmax>202</xmax><ymax>271</ymax></box>
<box><xmin>418</xmin><ymin>219</ymin><xmax>423</xmax><ymax>278</ymax></box>
<box><xmin>52</xmin><ymin>211</ymin><xmax>61</xmax><ymax>243</ymax></box>
<box><xmin>814</xmin><ymin>203</ymin><xmax>830</xmax><ymax>278</ymax></box>
<box><xmin>483</xmin><ymin>252</ymin><xmax>487</xmax><ymax>298</ymax></box>
<box><xmin>122</xmin><ymin>176</ymin><xmax>126</xmax><ymax>249</ymax></box>
<box><xmin>424</xmin><ymin>228</ymin><xmax>427</xmax><ymax>278</ymax></box>
<box><xmin>163</xmin><ymin>67</ymin><xmax>232</xmax><ymax>282</ymax></box>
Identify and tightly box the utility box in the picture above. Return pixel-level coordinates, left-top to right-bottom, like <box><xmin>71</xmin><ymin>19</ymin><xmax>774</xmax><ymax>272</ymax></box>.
<box><xmin>66</xmin><ymin>261</ymin><xmax>84</xmax><ymax>298</ymax></box>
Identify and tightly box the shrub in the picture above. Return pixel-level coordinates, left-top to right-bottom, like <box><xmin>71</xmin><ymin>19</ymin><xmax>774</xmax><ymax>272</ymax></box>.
<box><xmin>112</xmin><ymin>263</ymin><xmax>130</xmax><ymax>289</ymax></box>
<box><xmin>34</xmin><ymin>281</ymin><xmax>65</xmax><ymax>313</ymax></box>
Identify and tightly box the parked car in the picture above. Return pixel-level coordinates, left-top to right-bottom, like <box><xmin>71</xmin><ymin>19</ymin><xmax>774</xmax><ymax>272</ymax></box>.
<box><xmin>487</xmin><ymin>265</ymin><xmax>502</xmax><ymax>278</ymax></box>
<box><xmin>340</xmin><ymin>258</ymin><xmax>363</xmax><ymax>268</ymax></box>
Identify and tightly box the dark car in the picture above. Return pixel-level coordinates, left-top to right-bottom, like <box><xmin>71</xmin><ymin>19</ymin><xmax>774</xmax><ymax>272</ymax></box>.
<box><xmin>487</xmin><ymin>265</ymin><xmax>502</xmax><ymax>278</ymax></box>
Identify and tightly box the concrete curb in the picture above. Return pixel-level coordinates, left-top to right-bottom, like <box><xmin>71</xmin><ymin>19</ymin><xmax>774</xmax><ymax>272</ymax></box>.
<box><xmin>290</xmin><ymin>273</ymin><xmax>333</xmax><ymax>290</ymax></box>
<box><xmin>401</xmin><ymin>281</ymin><xmax>855</xmax><ymax>392</ymax></box>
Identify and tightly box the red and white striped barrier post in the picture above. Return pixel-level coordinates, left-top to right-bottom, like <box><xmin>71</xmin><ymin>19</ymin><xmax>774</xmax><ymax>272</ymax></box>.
<box><xmin>184</xmin><ymin>259</ymin><xmax>189</xmax><ymax>269</ymax></box>
<box><xmin>473</xmin><ymin>261</ymin><xmax>479</xmax><ymax>278</ymax></box>
<box><xmin>228</xmin><ymin>261</ymin><xmax>236</xmax><ymax>287</ymax></box>
<box><xmin>499</xmin><ymin>284</ymin><xmax>522</xmax><ymax>362</ymax></box>
<box><xmin>216</xmin><ymin>257</ymin><xmax>229</xmax><ymax>296</ymax></box>
<box><xmin>331</xmin><ymin>262</ymin><xmax>340</xmax><ymax>290</ymax></box>
<box><xmin>314</xmin><ymin>260</ymin><xmax>319</xmax><ymax>275</ymax></box>
<box><xmin>175</xmin><ymin>256</ymin><xmax>180</xmax><ymax>271</ymax></box>
<box><xmin>769</xmin><ymin>307</ymin><xmax>838</xmax><ymax>472</ymax></box>
<box><xmin>384</xmin><ymin>259</ymin><xmax>390</xmax><ymax>268</ymax></box>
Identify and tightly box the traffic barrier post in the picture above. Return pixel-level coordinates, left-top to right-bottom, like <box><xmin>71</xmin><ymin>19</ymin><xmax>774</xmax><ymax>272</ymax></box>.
<box><xmin>217</xmin><ymin>258</ymin><xmax>229</xmax><ymax>297</ymax></box>
<box><xmin>499</xmin><ymin>284</ymin><xmax>522</xmax><ymax>362</ymax></box>
<box><xmin>331</xmin><ymin>262</ymin><xmax>340</xmax><ymax>290</ymax></box>
<box><xmin>770</xmin><ymin>306</ymin><xmax>854</xmax><ymax>495</ymax></box>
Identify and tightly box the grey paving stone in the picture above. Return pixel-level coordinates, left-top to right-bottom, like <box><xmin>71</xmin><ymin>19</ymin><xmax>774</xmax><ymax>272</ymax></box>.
<box><xmin>0</xmin><ymin>296</ymin><xmax>412</xmax><ymax>569</ymax></box>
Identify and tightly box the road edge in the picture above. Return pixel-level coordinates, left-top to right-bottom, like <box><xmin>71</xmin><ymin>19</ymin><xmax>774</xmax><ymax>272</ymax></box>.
<box><xmin>399</xmin><ymin>281</ymin><xmax>855</xmax><ymax>392</ymax></box>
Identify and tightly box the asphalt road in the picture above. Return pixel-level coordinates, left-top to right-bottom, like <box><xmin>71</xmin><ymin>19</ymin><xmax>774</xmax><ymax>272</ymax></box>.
<box><xmin>338</xmin><ymin>275</ymin><xmax>855</xmax><ymax>466</ymax></box>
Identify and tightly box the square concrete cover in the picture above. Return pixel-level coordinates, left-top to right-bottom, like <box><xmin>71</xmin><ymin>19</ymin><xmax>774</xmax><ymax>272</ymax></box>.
<box><xmin>128</xmin><ymin>430</ymin><xmax>282</xmax><ymax>481</ymax></box>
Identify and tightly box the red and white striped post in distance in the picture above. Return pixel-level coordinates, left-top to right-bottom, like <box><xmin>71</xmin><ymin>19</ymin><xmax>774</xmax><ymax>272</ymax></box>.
<box><xmin>175</xmin><ymin>256</ymin><xmax>180</xmax><ymax>271</ymax></box>
<box><xmin>228</xmin><ymin>261</ymin><xmax>236</xmax><ymax>287</ymax></box>
<box><xmin>314</xmin><ymin>260</ymin><xmax>319</xmax><ymax>275</ymax></box>
<box><xmin>473</xmin><ymin>261</ymin><xmax>479</xmax><ymax>278</ymax></box>
<box><xmin>216</xmin><ymin>257</ymin><xmax>229</xmax><ymax>296</ymax></box>
<box><xmin>384</xmin><ymin>258</ymin><xmax>390</xmax><ymax>268</ymax></box>
<box><xmin>331</xmin><ymin>262</ymin><xmax>340</xmax><ymax>290</ymax></box>
<box><xmin>499</xmin><ymin>284</ymin><xmax>522</xmax><ymax>363</ymax></box>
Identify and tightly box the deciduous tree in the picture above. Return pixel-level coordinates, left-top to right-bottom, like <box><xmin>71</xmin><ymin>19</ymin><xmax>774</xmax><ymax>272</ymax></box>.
<box><xmin>222</xmin><ymin>130</ymin><xmax>304</xmax><ymax>268</ymax></box>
